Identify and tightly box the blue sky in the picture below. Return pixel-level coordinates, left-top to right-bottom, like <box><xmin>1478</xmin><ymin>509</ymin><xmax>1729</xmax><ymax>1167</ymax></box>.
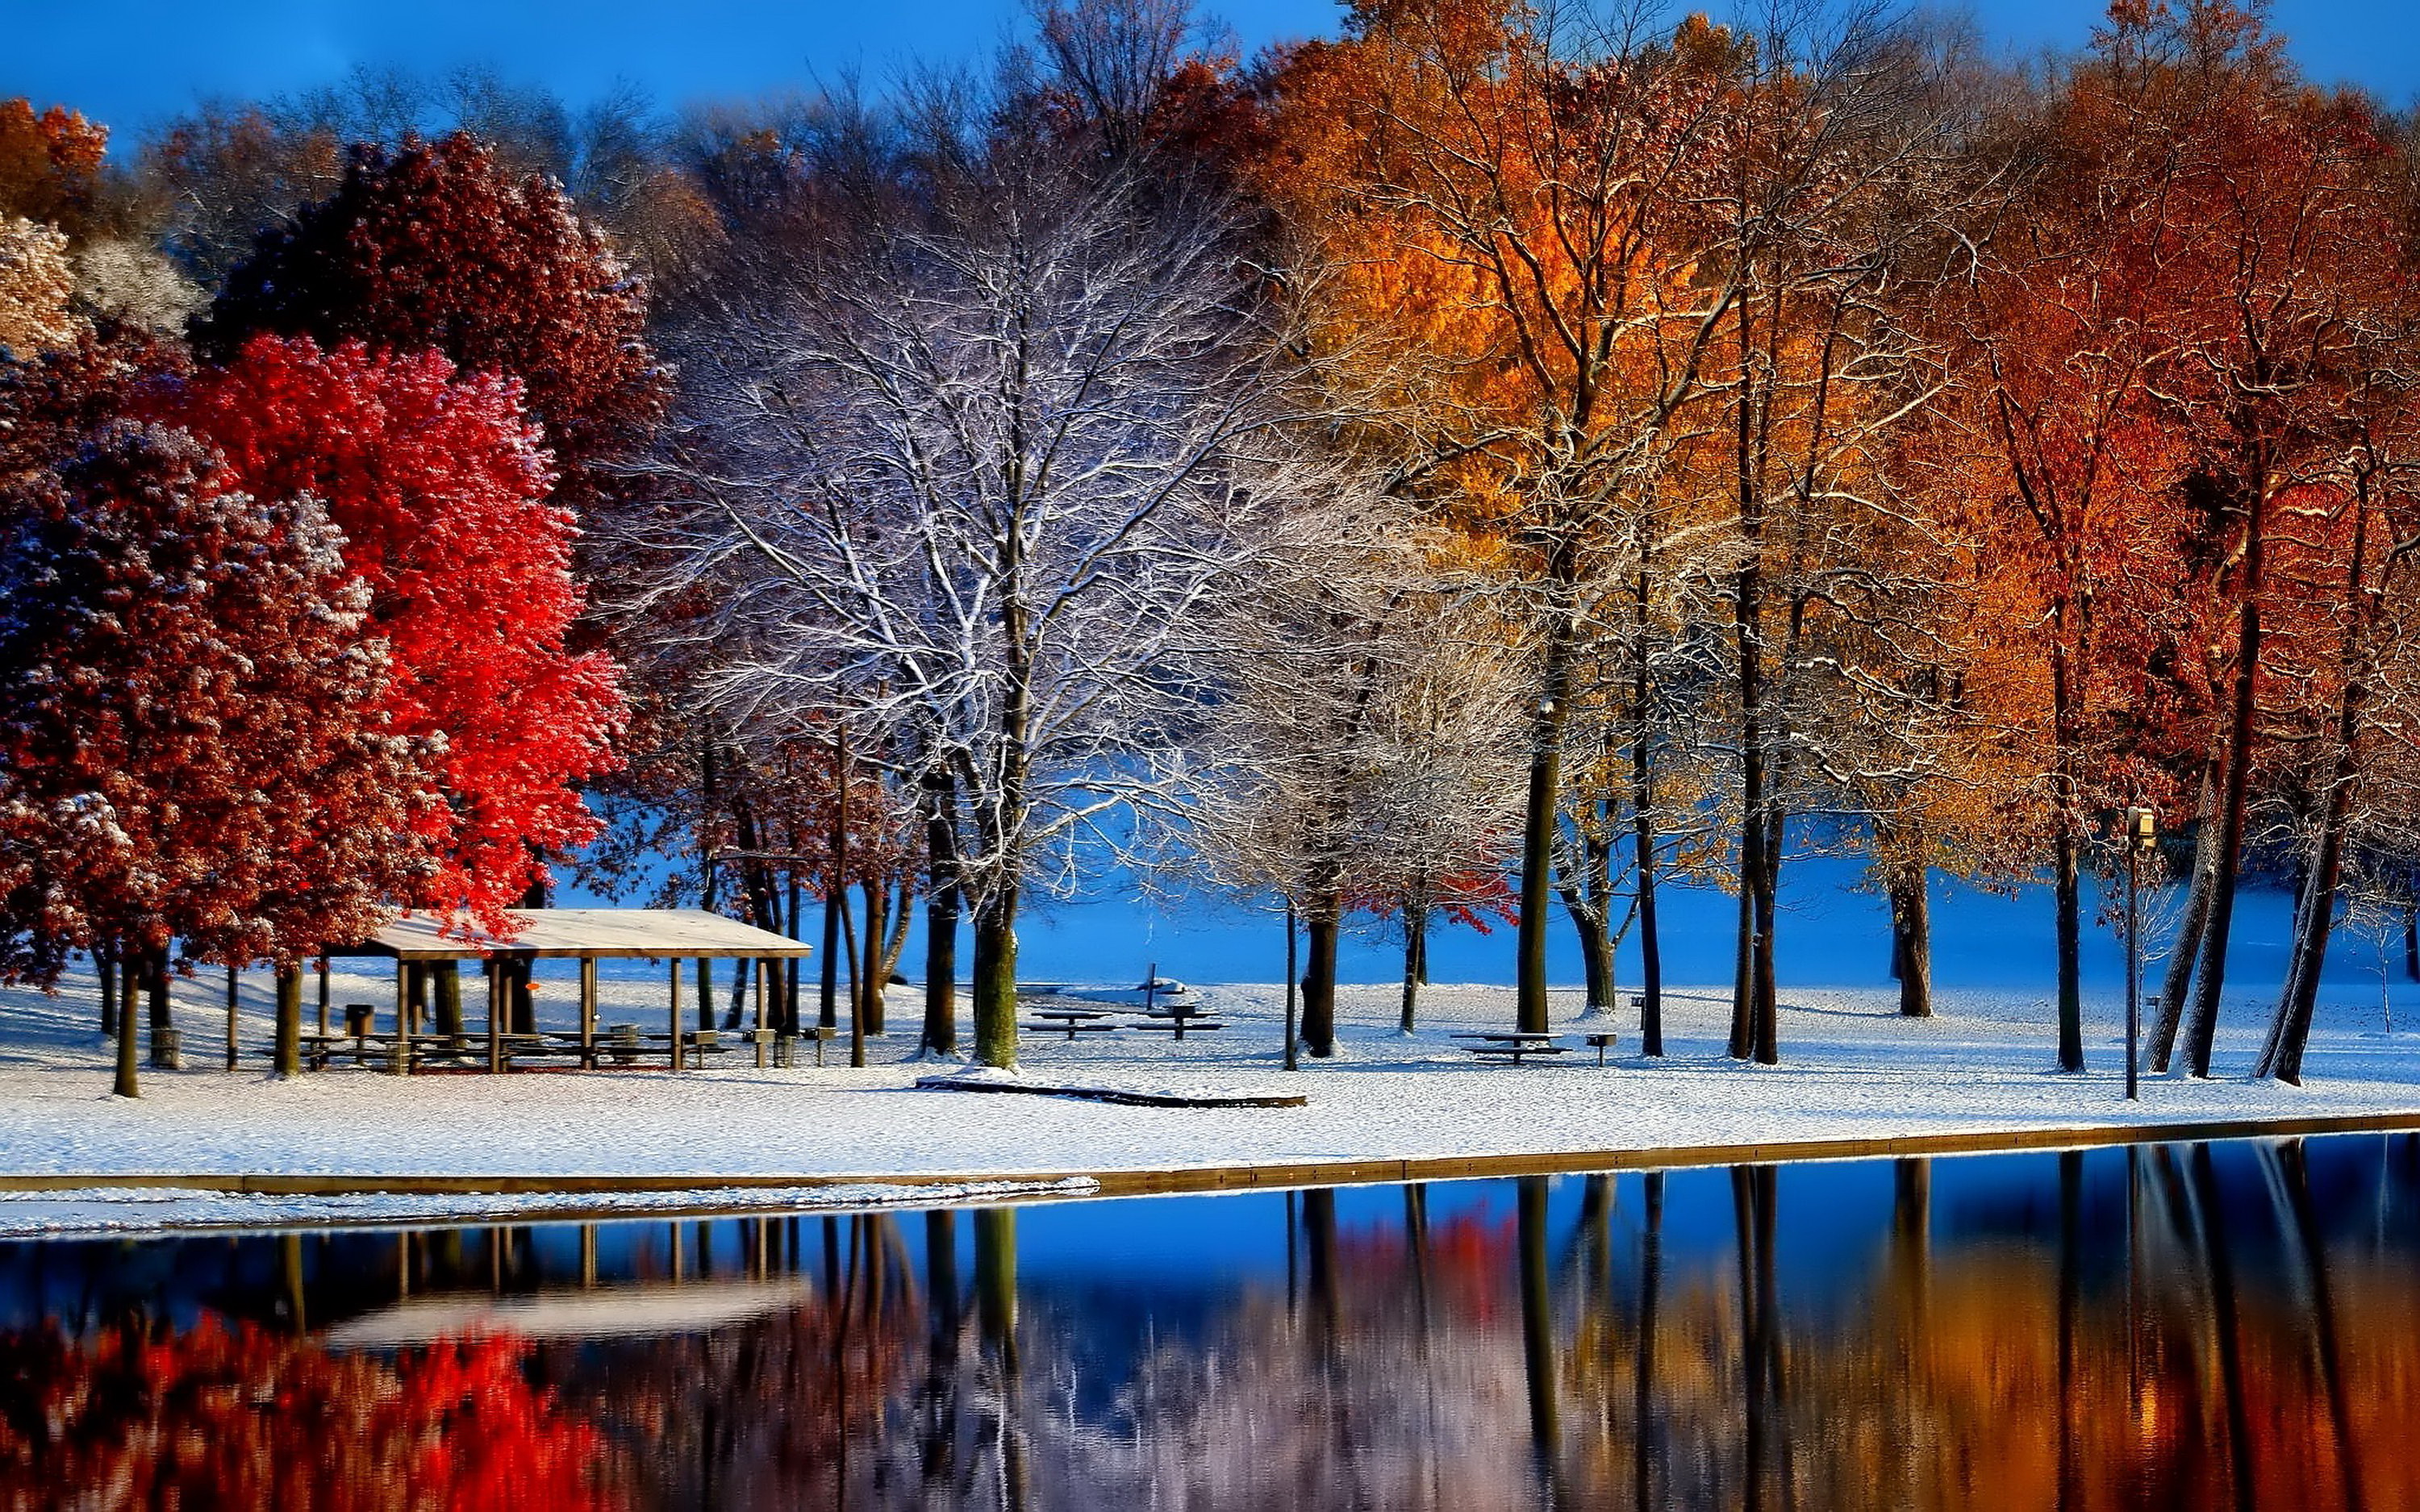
<box><xmin>7</xmin><ymin>2</ymin><xmax>2418</xmax><ymax>148</ymax></box>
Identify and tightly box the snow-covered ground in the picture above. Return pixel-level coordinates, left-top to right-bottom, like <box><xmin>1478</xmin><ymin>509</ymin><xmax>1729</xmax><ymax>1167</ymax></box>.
<box><xmin>2</xmin><ymin>953</ymin><xmax>2415</xmax><ymax>1210</ymax></box>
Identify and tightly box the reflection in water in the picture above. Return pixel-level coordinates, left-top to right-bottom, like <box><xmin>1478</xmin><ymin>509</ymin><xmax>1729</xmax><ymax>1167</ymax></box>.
<box><xmin>2</xmin><ymin>1136</ymin><xmax>2420</xmax><ymax>1507</ymax></box>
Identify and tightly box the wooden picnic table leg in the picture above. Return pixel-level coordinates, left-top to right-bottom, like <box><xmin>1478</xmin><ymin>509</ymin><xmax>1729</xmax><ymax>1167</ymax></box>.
<box><xmin>668</xmin><ymin>957</ymin><xmax>682</xmax><ymax>1073</ymax></box>
<box><xmin>486</xmin><ymin>959</ymin><xmax>503</xmax><ymax>1073</ymax></box>
<box><xmin>580</xmin><ymin>956</ymin><xmax>597</xmax><ymax>1069</ymax></box>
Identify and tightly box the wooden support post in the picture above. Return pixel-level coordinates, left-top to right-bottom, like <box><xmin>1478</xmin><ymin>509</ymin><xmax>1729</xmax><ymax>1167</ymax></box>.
<box><xmin>390</xmin><ymin>961</ymin><xmax>409</xmax><ymax>1076</ymax></box>
<box><xmin>668</xmin><ymin>957</ymin><xmax>682</xmax><ymax>1072</ymax></box>
<box><xmin>315</xmin><ymin>956</ymin><xmax>330</xmax><ymax>1036</ymax></box>
<box><xmin>580</xmin><ymin>1223</ymin><xmax>598</xmax><ymax>1288</ymax></box>
<box><xmin>579</xmin><ymin>956</ymin><xmax>598</xmax><ymax>1069</ymax></box>
<box><xmin>754</xmin><ymin>958</ymin><xmax>767</xmax><ymax>1068</ymax></box>
<box><xmin>486</xmin><ymin>959</ymin><xmax>503</xmax><ymax>1073</ymax></box>
<box><xmin>224</xmin><ymin>965</ymin><xmax>239</xmax><ymax>1072</ymax></box>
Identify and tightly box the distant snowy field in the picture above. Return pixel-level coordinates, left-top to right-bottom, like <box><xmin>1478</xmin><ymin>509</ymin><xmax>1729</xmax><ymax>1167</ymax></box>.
<box><xmin>1</xmin><ymin>869</ymin><xmax>2416</xmax><ymax>1235</ymax></box>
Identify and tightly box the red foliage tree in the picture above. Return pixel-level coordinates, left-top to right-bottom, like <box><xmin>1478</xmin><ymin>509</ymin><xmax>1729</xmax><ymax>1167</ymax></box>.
<box><xmin>0</xmin><ymin>422</ymin><xmax>441</xmax><ymax>1091</ymax></box>
<box><xmin>194</xmin><ymin>131</ymin><xmax>665</xmax><ymax>509</ymax></box>
<box><xmin>162</xmin><ymin>335</ymin><xmax>624</xmax><ymax>918</ymax></box>
<box><xmin>0</xmin><ymin>1319</ymin><xmax>618</xmax><ymax>1510</ymax></box>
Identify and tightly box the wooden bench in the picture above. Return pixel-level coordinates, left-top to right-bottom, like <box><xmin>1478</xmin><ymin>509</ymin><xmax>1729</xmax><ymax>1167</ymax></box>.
<box><xmin>1467</xmin><ymin>1043</ymin><xmax>1572</xmax><ymax>1064</ymax></box>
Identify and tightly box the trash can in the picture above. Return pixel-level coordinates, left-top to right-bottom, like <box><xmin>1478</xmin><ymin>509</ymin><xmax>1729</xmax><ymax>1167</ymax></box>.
<box><xmin>148</xmin><ymin>1027</ymin><xmax>181</xmax><ymax>1070</ymax></box>
<box><xmin>344</xmin><ymin>1002</ymin><xmax>376</xmax><ymax>1038</ymax></box>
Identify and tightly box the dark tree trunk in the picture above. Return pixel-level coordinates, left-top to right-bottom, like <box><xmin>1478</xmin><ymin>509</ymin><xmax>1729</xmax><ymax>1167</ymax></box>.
<box><xmin>1517</xmin><ymin>1176</ymin><xmax>1561</xmax><ymax>1498</ymax></box>
<box><xmin>1632</xmin><ymin>1170</ymin><xmax>1664</xmax><ymax>1509</ymax></box>
<box><xmin>146</xmin><ymin>952</ymin><xmax>175</xmax><ymax>1068</ymax></box>
<box><xmin>2053</xmin><ymin>826</ymin><xmax>2084</xmax><ymax>1071</ymax></box>
<box><xmin>922</xmin><ymin>769</ymin><xmax>961</xmax><ymax>1056</ymax></box>
<box><xmin>1516</xmin><ymin>584</ymin><xmax>1576</xmax><ymax>1035</ymax></box>
<box><xmin>1558</xmin><ymin>810</ymin><xmax>1614</xmax><ymax>1016</ymax></box>
<box><xmin>1399</xmin><ymin>907</ymin><xmax>1425</xmax><ymax>1034</ymax></box>
<box><xmin>1301</xmin><ymin>895</ymin><xmax>1340</xmax><ymax>1059</ymax></box>
<box><xmin>861</xmin><ymin>877</ymin><xmax>887</xmax><ymax>1036</ymax></box>
<box><xmin>971</xmin><ymin>885</ymin><xmax>1019</xmax><ymax>1069</ymax></box>
<box><xmin>98</xmin><ymin>944</ymin><xmax>117</xmax><ymax>1039</ymax></box>
<box><xmin>2150</xmin><ymin>770</ymin><xmax>2219</xmax><ymax>1071</ymax></box>
<box><xmin>2405</xmin><ymin>904</ymin><xmax>2418</xmax><ymax>983</ymax></box>
<box><xmin>2184</xmin><ymin>477</ymin><xmax>2271</xmax><ymax>1079</ymax></box>
<box><xmin>432</xmin><ymin>961</ymin><xmax>463</xmax><ymax>1041</ymax></box>
<box><xmin>1751</xmin><ymin>806</ymin><xmax>1781</xmax><ymax>1064</ymax></box>
<box><xmin>1891</xmin><ymin>863</ymin><xmax>1934</xmax><ymax>1018</ymax></box>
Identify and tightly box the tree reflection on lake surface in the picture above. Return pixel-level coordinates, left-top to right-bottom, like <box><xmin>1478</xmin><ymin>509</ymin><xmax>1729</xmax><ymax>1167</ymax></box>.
<box><xmin>2</xmin><ymin>1135</ymin><xmax>2418</xmax><ymax>1509</ymax></box>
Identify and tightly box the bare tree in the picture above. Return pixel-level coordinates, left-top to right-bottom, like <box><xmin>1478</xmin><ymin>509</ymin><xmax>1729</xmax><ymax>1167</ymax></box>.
<box><xmin>624</xmin><ymin>142</ymin><xmax>1347</xmax><ymax>1068</ymax></box>
<box><xmin>1170</xmin><ymin>484</ymin><xmax>1526</xmax><ymax>1055</ymax></box>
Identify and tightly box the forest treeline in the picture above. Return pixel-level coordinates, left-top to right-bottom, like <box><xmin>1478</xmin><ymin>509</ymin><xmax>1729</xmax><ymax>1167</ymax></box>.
<box><xmin>2</xmin><ymin>0</ymin><xmax>2416</xmax><ymax>1086</ymax></box>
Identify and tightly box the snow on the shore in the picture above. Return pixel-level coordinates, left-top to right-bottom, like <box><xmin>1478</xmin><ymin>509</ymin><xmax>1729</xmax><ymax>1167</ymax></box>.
<box><xmin>0</xmin><ymin>1176</ymin><xmax>1099</xmax><ymax>1239</ymax></box>
<box><xmin>1</xmin><ymin>956</ymin><xmax>2416</xmax><ymax>1204</ymax></box>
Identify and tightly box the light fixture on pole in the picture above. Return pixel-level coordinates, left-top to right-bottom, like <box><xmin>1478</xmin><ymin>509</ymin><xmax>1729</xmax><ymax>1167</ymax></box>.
<box><xmin>2123</xmin><ymin>806</ymin><xmax>2158</xmax><ymax>1102</ymax></box>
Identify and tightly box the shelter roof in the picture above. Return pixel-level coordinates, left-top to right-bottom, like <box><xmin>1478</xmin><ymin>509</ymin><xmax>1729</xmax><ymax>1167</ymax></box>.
<box><xmin>334</xmin><ymin>908</ymin><xmax>812</xmax><ymax>961</ymax></box>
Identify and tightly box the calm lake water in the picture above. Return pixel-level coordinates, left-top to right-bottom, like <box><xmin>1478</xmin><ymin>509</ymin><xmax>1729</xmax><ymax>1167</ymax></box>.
<box><xmin>2</xmin><ymin>1135</ymin><xmax>2416</xmax><ymax>1509</ymax></box>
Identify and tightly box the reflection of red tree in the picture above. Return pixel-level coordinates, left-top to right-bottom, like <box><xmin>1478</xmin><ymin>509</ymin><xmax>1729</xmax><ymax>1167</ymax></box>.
<box><xmin>0</xmin><ymin>1319</ymin><xmax>615</xmax><ymax>1510</ymax></box>
<box><xmin>1337</xmin><ymin>1210</ymin><xmax>1513</xmax><ymax>1324</ymax></box>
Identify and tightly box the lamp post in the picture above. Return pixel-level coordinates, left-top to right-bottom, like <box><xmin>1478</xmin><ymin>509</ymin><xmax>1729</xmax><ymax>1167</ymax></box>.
<box><xmin>2123</xmin><ymin>806</ymin><xmax>2158</xmax><ymax>1102</ymax></box>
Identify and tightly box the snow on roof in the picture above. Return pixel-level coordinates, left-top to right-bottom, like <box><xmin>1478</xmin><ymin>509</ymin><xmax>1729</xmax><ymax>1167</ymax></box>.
<box><xmin>336</xmin><ymin>908</ymin><xmax>813</xmax><ymax>961</ymax></box>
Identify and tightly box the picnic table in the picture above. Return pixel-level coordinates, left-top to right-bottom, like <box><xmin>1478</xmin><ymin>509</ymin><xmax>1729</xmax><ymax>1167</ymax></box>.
<box><xmin>1126</xmin><ymin>1004</ymin><xmax>1226</xmax><ymax>1041</ymax></box>
<box><xmin>1023</xmin><ymin>1008</ymin><xmax>1120</xmax><ymax>1041</ymax></box>
<box><xmin>1451</xmin><ymin>1031</ymin><xmax>1571</xmax><ymax>1065</ymax></box>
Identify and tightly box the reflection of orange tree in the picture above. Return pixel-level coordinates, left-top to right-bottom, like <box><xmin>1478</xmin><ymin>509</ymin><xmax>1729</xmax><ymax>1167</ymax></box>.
<box><xmin>1554</xmin><ymin>1153</ymin><xmax>2420</xmax><ymax>1511</ymax></box>
<box><xmin>0</xmin><ymin>1318</ymin><xmax>615</xmax><ymax>1510</ymax></box>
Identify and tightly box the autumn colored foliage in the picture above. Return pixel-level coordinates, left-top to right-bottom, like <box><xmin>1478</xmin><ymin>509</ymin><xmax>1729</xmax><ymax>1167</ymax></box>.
<box><xmin>162</xmin><ymin>335</ymin><xmax>624</xmax><ymax>917</ymax></box>
<box><xmin>0</xmin><ymin>423</ymin><xmax>438</xmax><ymax>981</ymax></box>
<box><xmin>0</xmin><ymin>99</ymin><xmax>105</xmax><ymax>233</ymax></box>
<box><xmin>0</xmin><ymin>1320</ymin><xmax>616</xmax><ymax>1510</ymax></box>
<box><xmin>195</xmin><ymin>131</ymin><xmax>666</xmax><ymax>506</ymax></box>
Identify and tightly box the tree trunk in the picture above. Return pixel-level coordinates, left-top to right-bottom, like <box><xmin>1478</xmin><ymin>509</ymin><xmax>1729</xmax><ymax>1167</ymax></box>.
<box><xmin>2049</xmin><ymin>633</ymin><xmax>2086</xmax><ymax>1073</ymax></box>
<box><xmin>273</xmin><ymin>964</ymin><xmax>302</xmax><ymax>1079</ymax></box>
<box><xmin>1302</xmin><ymin>894</ymin><xmax>1341</xmax><ymax>1058</ymax></box>
<box><xmin>861</xmin><ymin>877</ymin><xmax>887</xmax><ymax>1036</ymax></box>
<box><xmin>2405</xmin><ymin>904</ymin><xmax>2418</xmax><ymax>984</ymax></box>
<box><xmin>98</xmin><ymin>943</ymin><xmax>117</xmax><ymax>1039</ymax></box>
<box><xmin>1283</xmin><ymin>904</ymin><xmax>1299</xmax><ymax>1073</ymax></box>
<box><xmin>112</xmin><ymin>948</ymin><xmax>145</xmax><ymax>1098</ymax></box>
<box><xmin>970</xmin><ymin>885</ymin><xmax>1019</xmax><ymax>1070</ymax></box>
<box><xmin>1892</xmin><ymin>863</ymin><xmax>1934</xmax><ymax>1018</ymax></box>
<box><xmin>922</xmin><ymin>770</ymin><xmax>961</xmax><ymax>1057</ymax></box>
<box><xmin>1751</xmin><ymin>806</ymin><xmax>1781</xmax><ymax>1064</ymax></box>
<box><xmin>433</xmin><ymin>961</ymin><xmax>463</xmax><ymax>1042</ymax></box>
<box><xmin>2055</xmin><ymin>826</ymin><xmax>2083</xmax><ymax>1072</ymax></box>
<box><xmin>1632</xmin><ymin>556</ymin><xmax>1664</xmax><ymax>1056</ymax></box>
<box><xmin>2183</xmin><ymin>477</ymin><xmax>2271</xmax><ymax>1079</ymax></box>
<box><xmin>147</xmin><ymin>952</ymin><xmax>175</xmax><ymax>1068</ymax></box>
<box><xmin>1517</xmin><ymin>1176</ymin><xmax>1561</xmax><ymax>1497</ymax></box>
<box><xmin>1515</xmin><ymin>585</ymin><xmax>1576</xmax><ymax>1035</ymax></box>
<box><xmin>1399</xmin><ymin>908</ymin><xmax>1425</xmax><ymax>1034</ymax></box>
<box><xmin>1562</xmin><ymin>875</ymin><xmax>1613</xmax><ymax>1020</ymax></box>
<box><xmin>2148</xmin><ymin>770</ymin><xmax>2218</xmax><ymax>1069</ymax></box>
